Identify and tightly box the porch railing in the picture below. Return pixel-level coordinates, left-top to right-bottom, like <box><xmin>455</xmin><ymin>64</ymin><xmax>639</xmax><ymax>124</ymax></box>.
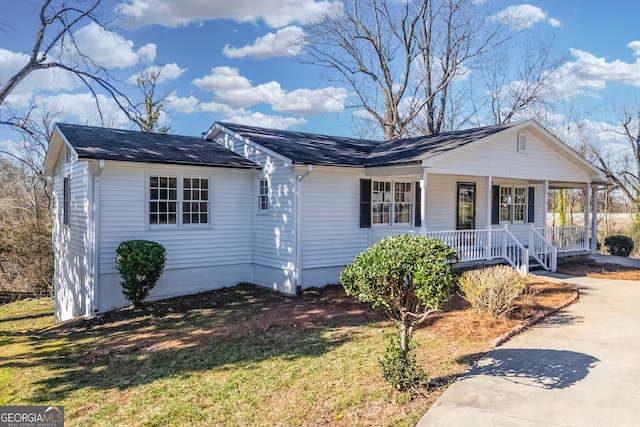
<box><xmin>368</xmin><ymin>227</ymin><xmax>529</xmax><ymax>275</ymax></box>
<box><xmin>425</xmin><ymin>229</ymin><xmax>489</xmax><ymax>262</ymax></box>
<box><xmin>536</xmin><ymin>226</ymin><xmax>588</xmax><ymax>253</ymax></box>
<box><xmin>529</xmin><ymin>227</ymin><xmax>557</xmax><ymax>271</ymax></box>
<box><xmin>495</xmin><ymin>228</ymin><xmax>529</xmax><ymax>275</ymax></box>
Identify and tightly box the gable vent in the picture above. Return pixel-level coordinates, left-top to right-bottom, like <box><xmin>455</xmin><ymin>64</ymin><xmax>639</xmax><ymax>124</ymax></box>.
<box><xmin>65</xmin><ymin>146</ymin><xmax>72</xmax><ymax>163</ymax></box>
<box><xmin>517</xmin><ymin>132</ymin><xmax>527</xmax><ymax>152</ymax></box>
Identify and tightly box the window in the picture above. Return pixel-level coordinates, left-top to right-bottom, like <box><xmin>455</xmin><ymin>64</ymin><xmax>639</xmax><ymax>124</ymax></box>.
<box><xmin>149</xmin><ymin>175</ymin><xmax>209</xmax><ymax>226</ymax></box>
<box><xmin>63</xmin><ymin>177</ymin><xmax>70</xmax><ymax>225</ymax></box>
<box><xmin>183</xmin><ymin>178</ymin><xmax>209</xmax><ymax>224</ymax></box>
<box><xmin>394</xmin><ymin>182</ymin><xmax>412</xmax><ymax>224</ymax></box>
<box><xmin>258</xmin><ymin>178</ymin><xmax>270</xmax><ymax>212</ymax></box>
<box><xmin>372</xmin><ymin>181</ymin><xmax>391</xmax><ymax>224</ymax></box>
<box><xmin>513</xmin><ymin>187</ymin><xmax>526</xmax><ymax>222</ymax></box>
<box><xmin>499</xmin><ymin>186</ymin><xmax>512</xmax><ymax>222</ymax></box>
<box><xmin>498</xmin><ymin>185</ymin><xmax>526</xmax><ymax>223</ymax></box>
<box><xmin>457</xmin><ymin>183</ymin><xmax>476</xmax><ymax>230</ymax></box>
<box><xmin>372</xmin><ymin>180</ymin><xmax>412</xmax><ymax>225</ymax></box>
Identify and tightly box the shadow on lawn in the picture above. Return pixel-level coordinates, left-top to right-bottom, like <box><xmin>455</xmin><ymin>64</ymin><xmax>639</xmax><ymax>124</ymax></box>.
<box><xmin>7</xmin><ymin>284</ymin><xmax>383</xmax><ymax>402</ymax></box>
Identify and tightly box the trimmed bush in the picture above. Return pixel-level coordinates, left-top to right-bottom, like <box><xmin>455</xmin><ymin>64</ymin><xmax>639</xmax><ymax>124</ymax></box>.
<box><xmin>604</xmin><ymin>235</ymin><xmax>635</xmax><ymax>257</ymax></box>
<box><xmin>458</xmin><ymin>265</ymin><xmax>527</xmax><ymax>319</ymax></box>
<box><xmin>340</xmin><ymin>234</ymin><xmax>457</xmax><ymax>390</ymax></box>
<box><xmin>116</xmin><ymin>240</ymin><xmax>166</xmax><ymax>308</ymax></box>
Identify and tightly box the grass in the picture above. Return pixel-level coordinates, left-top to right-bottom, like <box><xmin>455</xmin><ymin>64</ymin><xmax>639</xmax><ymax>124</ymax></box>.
<box><xmin>0</xmin><ymin>278</ymin><xmax>578</xmax><ymax>427</ymax></box>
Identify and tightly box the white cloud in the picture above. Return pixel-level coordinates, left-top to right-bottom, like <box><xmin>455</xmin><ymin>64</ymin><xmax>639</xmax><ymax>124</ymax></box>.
<box><xmin>137</xmin><ymin>44</ymin><xmax>158</xmax><ymax>62</ymax></box>
<box><xmin>628</xmin><ymin>41</ymin><xmax>640</xmax><ymax>56</ymax></box>
<box><xmin>544</xmin><ymin>47</ymin><xmax>640</xmax><ymax>100</ymax></box>
<box><xmin>72</xmin><ymin>22</ymin><xmax>144</xmax><ymax>68</ymax></box>
<box><xmin>64</xmin><ymin>22</ymin><xmax>155</xmax><ymax>69</ymax></box>
<box><xmin>118</xmin><ymin>0</ymin><xmax>339</xmax><ymax>29</ymax></box>
<box><xmin>35</xmin><ymin>93</ymin><xmax>129</xmax><ymax>127</ymax></box>
<box><xmin>223</xmin><ymin>26</ymin><xmax>305</xmax><ymax>59</ymax></box>
<box><xmin>166</xmin><ymin>93</ymin><xmax>199</xmax><ymax>113</ymax></box>
<box><xmin>223</xmin><ymin>111</ymin><xmax>306</xmax><ymax>129</ymax></box>
<box><xmin>193</xmin><ymin>66</ymin><xmax>346</xmax><ymax>116</ymax></box>
<box><xmin>272</xmin><ymin>87</ymin><xmax>347</xmax><ymax>115</ymax></box>
<box><xmin>127</xmin><ymin>63</ymin><xmax>187</xmax><ymax>84</ymax></box>
<box><xmin>548</xmin><ymin>18</ymin><xmax>562</xmax><ymax>28</ymax></box>
<box><xmin>492</xmin><ymin>4</ymin><xmax>560</xmax><ymax>30</ymax></box>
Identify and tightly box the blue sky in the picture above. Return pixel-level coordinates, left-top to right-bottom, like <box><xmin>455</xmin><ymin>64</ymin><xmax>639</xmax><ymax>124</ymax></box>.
<box><xmin>2</xmin><ymin>0</ymin><xmax>640</xmax><ymax>152</ymax></box>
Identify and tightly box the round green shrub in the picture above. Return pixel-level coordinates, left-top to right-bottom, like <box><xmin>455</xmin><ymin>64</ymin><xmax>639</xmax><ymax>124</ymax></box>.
<box><xmin>603</xmin><ymin>235</ymin><xmax>634</xmax><ymax>257</ymax></box>
<box><xmin>340</xmin><ymin>234</ymin><xmax>457</xmax><ymax>390</ymax></box>
<box><xmin>116</xmin><ymin>240</ymin><xmax>166</xmax><ymax>307</ymax></box>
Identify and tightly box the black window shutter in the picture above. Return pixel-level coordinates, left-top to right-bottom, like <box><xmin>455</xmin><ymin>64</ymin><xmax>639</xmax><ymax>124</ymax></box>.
<box><xmin>528</xmin><ymin>186</ymin><xmax>535</xmax><ymax>223</ymax></box>
<box><xmin>414</xmin><ymin>182</ymin><xmax>421</xmax><ymax>227</ymax></box>
<box><xmin>491</xmin><ymin>185</ymin><xmax>500</xmax><ymax>225</ymax></box>
<box><xmin>360</xmin><ymin>179</ymin><xmax>372</xmax><ymax>228</ymax></box>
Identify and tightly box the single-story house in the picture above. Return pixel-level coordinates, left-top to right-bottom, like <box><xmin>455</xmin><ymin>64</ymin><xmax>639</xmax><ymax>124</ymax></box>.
<box><xmin>44</xmin><ymin>119</ymin><xmax>607</xmax><ymax>321</ymax></box>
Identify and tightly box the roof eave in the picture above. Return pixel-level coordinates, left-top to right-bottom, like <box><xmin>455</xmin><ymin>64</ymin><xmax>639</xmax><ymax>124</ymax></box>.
<box><xmin>77</xmin><ymin>156</ymin><xmax>261</xmax><ymax>170</ymax></box>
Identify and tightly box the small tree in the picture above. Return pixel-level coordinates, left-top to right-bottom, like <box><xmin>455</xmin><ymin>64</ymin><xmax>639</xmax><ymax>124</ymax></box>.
<box><xmin>340</xmin><ymin>235</ymin><xmax>457</xmax><ymax>388</ymax></box>
<box><xmin>116</xmin><ymin>240</ymin><xmax>166</xmax><ymax>308</ymax></box>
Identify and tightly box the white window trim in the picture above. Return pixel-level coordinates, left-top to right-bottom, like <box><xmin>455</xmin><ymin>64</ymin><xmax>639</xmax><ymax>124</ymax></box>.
<box><xmin>498</xmin><ymin>185</ymin><xmax>527</xmax><ymax>224</ymax></box>
<box><xmin>371</xmin><ymin>179</ymin><xmax>413</xmax><ymax>227</ymax></box>
<box><xmin>258</xmin><ymin>177</ymin><xmax>270</xmax><ymax>214</ymax></box>
<box><xmin>146</xmin><ymin>174</ymin><xmax>212</xmax><ymax>229</ymax></box>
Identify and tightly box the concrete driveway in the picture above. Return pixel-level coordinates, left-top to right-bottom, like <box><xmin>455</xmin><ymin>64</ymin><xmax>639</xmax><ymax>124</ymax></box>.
<box><xmin>417</xmin><ymin>258</ymin><xmax>640</xmax><ymax>426</ymax></box>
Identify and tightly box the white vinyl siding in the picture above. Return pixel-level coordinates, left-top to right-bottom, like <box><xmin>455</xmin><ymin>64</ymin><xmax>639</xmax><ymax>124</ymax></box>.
<box><xmin>214</xmin><ymin>132</ymin><xmax>296</xmax><ymax>272</ymax></box>
<box><xmin>97</xmin><ymin>162</ymin><xmax>252</xmax><ymax>275</ymax></box>
<box><xmin>301</xmin><ymin>167</ymin><xmax>370</xmax><ymax>269</ymax></box>
<box><xmin>52</xmin><ymin>145</ymin><xmax>90</xmax><ymax>320</ymax></box>
<box><xmin>425</xmin><ymin>128</ymin><xmax>592</xmax><ymax>183</ymax></box>
<box><xmin>425</xmin><ymin>174</ymin><xmax>488</xmax><ymax>232</ymax></box>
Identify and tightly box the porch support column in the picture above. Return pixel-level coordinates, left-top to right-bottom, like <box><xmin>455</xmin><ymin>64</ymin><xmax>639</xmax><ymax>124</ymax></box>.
<box><xmin>543</xmin><ymin>180</ymin><xmax>549</xmax><ymax>232</ymax></box>
<box><xmin>486</xmin><ymin>176</ymin><xmax>492</xmax><ymax>259</ymax></box>
<box><xmin>591</xmin><ymin>184</ymin><xmax>598</xmax><ymax>253</ymax></box>
<box><xmin>421</xmin><ymin>169</ymin><xmax>427</xmax><ymax>234</ymax></box>
<box><xmin>584</xmin><ymin>181</ymin><xmax>591</xmax><ymax>252</ymax></box>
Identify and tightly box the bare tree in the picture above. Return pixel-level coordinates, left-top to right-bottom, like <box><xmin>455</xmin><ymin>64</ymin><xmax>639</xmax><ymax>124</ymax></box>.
<box><xmin>302</xmin><ymin>0</ymin><xmax>426</xmax><ymax>140</ymax></box>
<box><xmin>303</xmin><ymin>0</ymin><xmax>512</xmax><ymax>140</ymax></box>
<box><xmin>0</xmin><ymin>0</ymin><xmax>137</xmax><ymax>133</ymax></box>
<box><xmin>591</xmin><ymin>110</ymin><xmax>640</xmax><ymax>223</ymax></box>
<box><xmin>483</xmin><ymin>34</ymin><xmax>565</xmax><ymax>125</ymax></box>
<box><xmin>133</xmin><ymin>68</ymin><xmax>171</xmax><ymax>134</ymax></box>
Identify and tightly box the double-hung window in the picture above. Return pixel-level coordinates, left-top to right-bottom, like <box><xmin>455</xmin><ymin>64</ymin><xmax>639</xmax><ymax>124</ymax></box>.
<box><xmin>149</xmin><ymin>175</ymin><xmax>210</xmax><ymax>226</ymax></box>
<box><xmin>372</xmin><ymin>180</ymin><xmax>412</xmax><ymax>225</ymax></box>
<box><xmin>183</xmin><ymin>178</ymin><xmax>209</xmax><ymax>224</ymax></box>
<box><xmin>498</xmin><ymin>185</ymin><xmax>526</xmax><ymax>223</ymax></box>
<box><xmin>258</xmin><ymin>178</ymin><xmax>270</xmax><ymax>213</ymax></box>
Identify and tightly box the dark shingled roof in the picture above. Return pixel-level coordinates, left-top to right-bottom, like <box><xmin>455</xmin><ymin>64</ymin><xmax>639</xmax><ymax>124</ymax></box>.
<box><xmin>56</xmin><ymin>123</ymin><xmax>259</xmax><ymax>169</ymax></box>
<box><xmin>217</xmin><ymin>121</ymin><xmax>520</xmax><ymax>167</ymax></box>
<box><xmin>366</xmin><ymin>121</ymin><xmax>518</xmax><ymax>166</ymax></box>
<box><xmin>217</xmin><ymin>122</ymin><xmax>379</xmax><ymax>166</ymax></box>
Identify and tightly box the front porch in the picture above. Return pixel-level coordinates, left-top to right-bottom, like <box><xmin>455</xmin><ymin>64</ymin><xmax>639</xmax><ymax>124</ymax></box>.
<box><xmin>369</xmin><ymin>225</ymin><xmax>593</xmax><ymax>275</ymax></box>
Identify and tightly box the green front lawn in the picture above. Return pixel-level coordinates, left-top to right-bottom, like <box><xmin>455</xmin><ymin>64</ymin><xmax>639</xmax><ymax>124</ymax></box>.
<box><xmin>0</xmin><ymin>281</ymin><xmax>574</xmax><ymax>426</ymax></box>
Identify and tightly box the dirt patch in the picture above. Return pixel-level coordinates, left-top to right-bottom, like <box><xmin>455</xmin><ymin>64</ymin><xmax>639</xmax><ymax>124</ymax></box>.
<box><xmin>62</xmin><ymin>276</ymin><xmax>576</xmax><ymax>366</ymax></box>
<box><xmin>558</xmin><ymin>261</ymin><xmax>640</xmax><ymax>280</ymax></box>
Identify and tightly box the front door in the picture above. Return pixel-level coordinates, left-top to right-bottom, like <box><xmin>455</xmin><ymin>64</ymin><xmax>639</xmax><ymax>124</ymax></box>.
<box><xmin>457</xmin><ymin>182</ymin><xmax>476</xmax><ymax>230</ymax></box>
